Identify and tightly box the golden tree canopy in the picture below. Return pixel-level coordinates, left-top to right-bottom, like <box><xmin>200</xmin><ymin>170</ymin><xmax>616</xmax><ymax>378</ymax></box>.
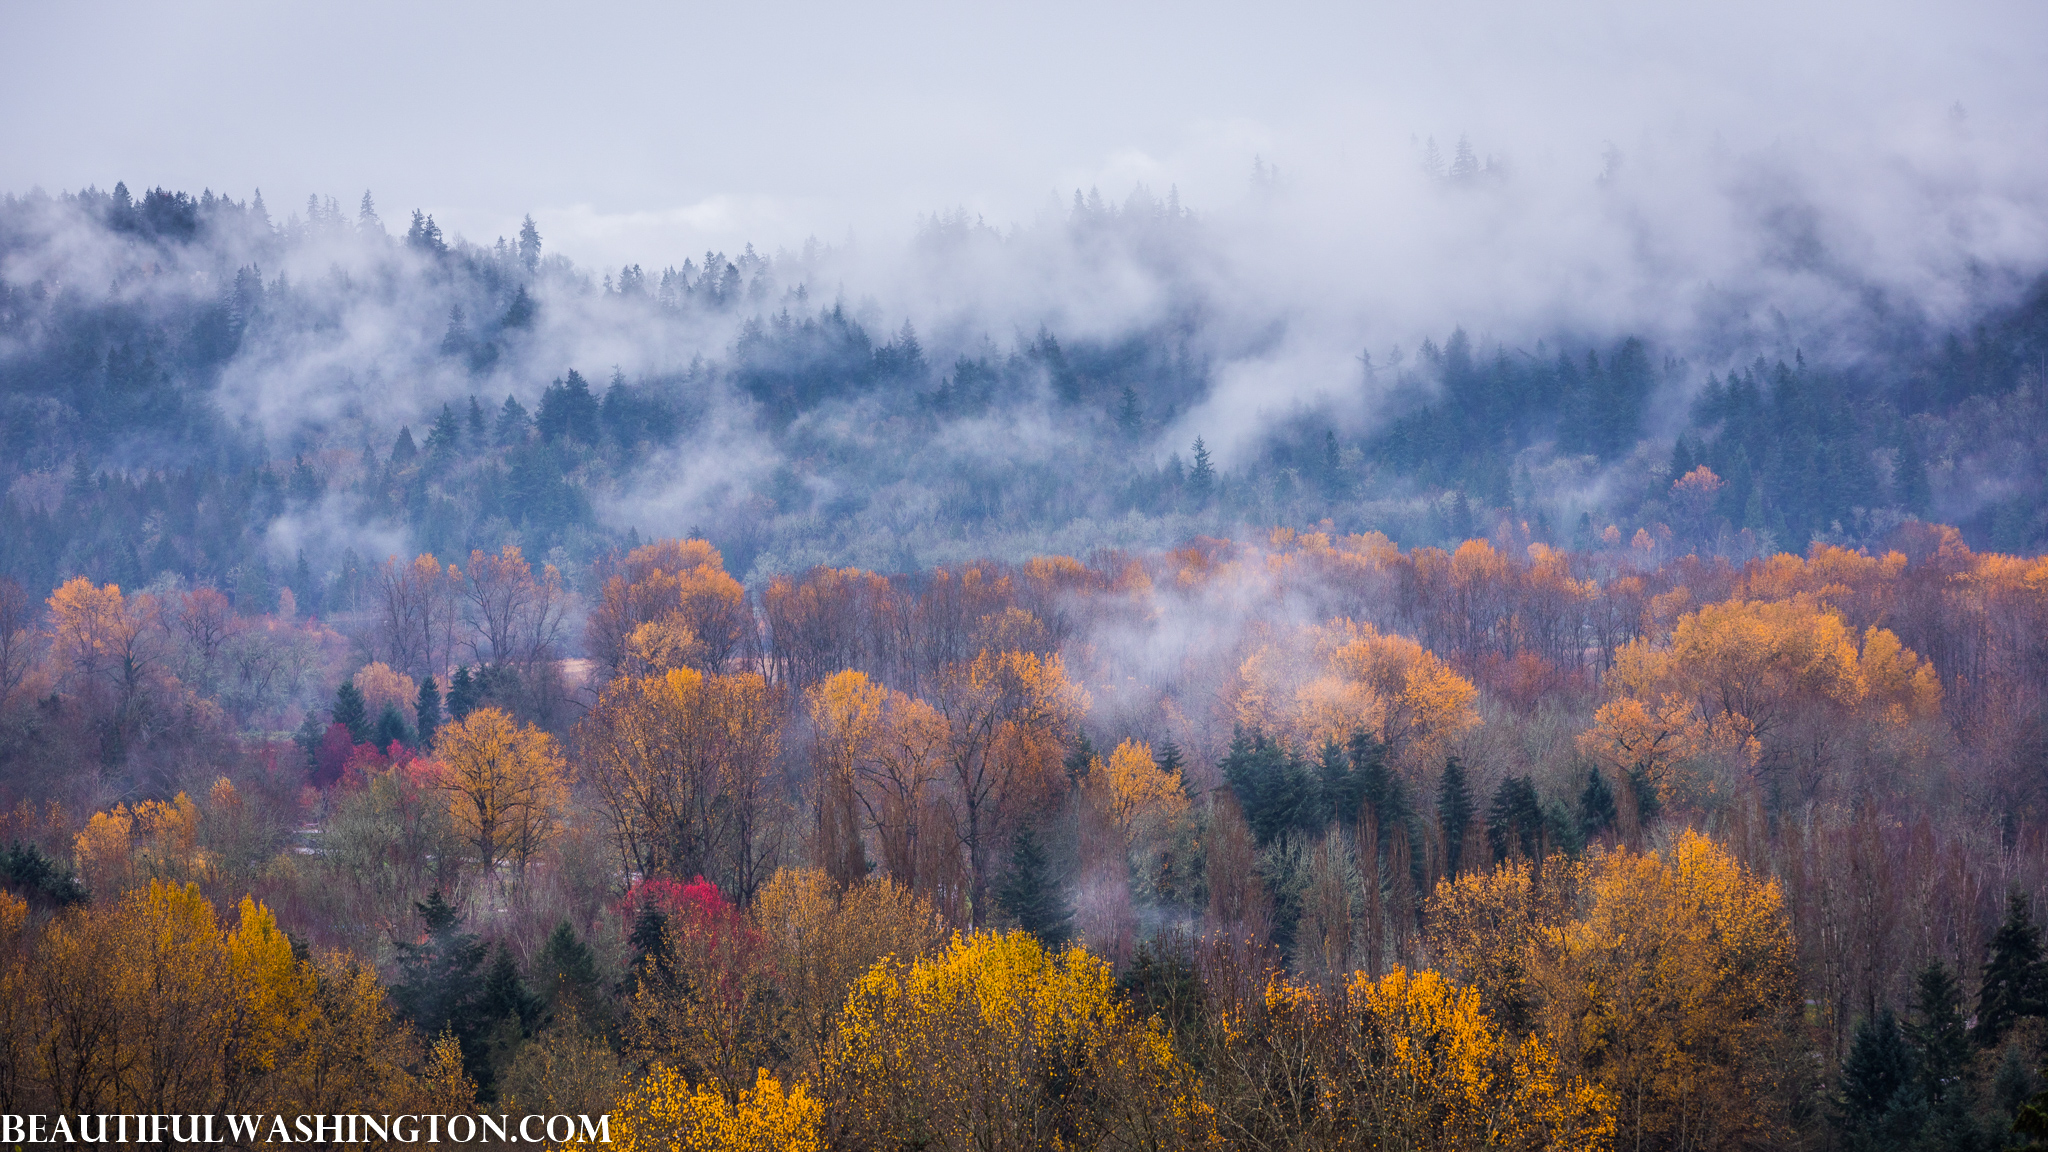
<box><xmin>1238</xmin><ymin>617</ymin><xmax>1479</xmax><ymax>759</ymax></box>
<box><xmin>433</xmin><ymin>706</ymin><xmax>569</xmax><ymax>874</ymax></box>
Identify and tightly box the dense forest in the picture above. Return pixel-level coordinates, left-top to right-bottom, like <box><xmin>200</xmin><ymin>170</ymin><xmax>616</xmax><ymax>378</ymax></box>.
<box><xmin>2</xmin><ymin>518</ymin><xmax>2046</xmax><ymax>1149</ymax></box>
<box><xmin>2</xmin><ymin>181</ymin><xmax>2048</xmax><ymax>1149</ymax></box>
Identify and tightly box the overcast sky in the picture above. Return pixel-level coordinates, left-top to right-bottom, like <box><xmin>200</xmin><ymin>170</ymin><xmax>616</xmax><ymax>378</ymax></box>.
<box><xmin>4</xmin><ymin>0</ymin><xmax>2043</xmax><ymax>271</ymax></box>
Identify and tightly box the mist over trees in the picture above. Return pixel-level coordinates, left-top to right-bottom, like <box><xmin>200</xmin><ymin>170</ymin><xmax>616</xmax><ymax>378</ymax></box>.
<box><xmin>3</xmin><ymin>176</ymin><xmax>2048</xmax><ymax>1149</ymax></box>
<box><xmin>2</xmin><ymin>178</ymin><xmax>2045</xmax><ymax>607</ymax></box>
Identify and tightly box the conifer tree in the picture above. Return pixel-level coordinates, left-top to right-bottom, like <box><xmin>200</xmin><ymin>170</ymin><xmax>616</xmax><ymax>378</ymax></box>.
<box><xmin>0</xmin><ymin>840</ymin><xmax>87</xmax><ymax>908</ymax></box>
<box><xmin>448</xmin><ymin>664</ymin><xmax>479</xmax><ymax>722</ymax></box>
<box><xmin>333</xmin><ymin>679</ymin><xmax>370</xmax><ymax>743</ymax></box>
<box><xmin>998</xmin><ymin>826</ymin><xmax>1071</xmax><ymax>948</ymax></box>
<box><xmin>496</xmin><ymin>395</ymin><xmax>532</xmax><ymax>445</ymax></box>
<box><xmin>1350</xmin><ymin>730</ymin><xmax>1404</xmax><ymax>826</ymax></box>
<box><xmin>1578</xmin><ymin>766</ymin><xmax>1618</xmax><ymax>839</ymax></box>
<box><xmin>1317</xmin><ymin>738</ymin><xmax>1353</xmax><ymax>825</ymax></box>
<box><xmin>392</xmin><ymin>892</ymin><xmax>489</xmax><ymax>1065</ymax></box>
<box><xmin>1064</xmin><ymin>730</ymin><xmax>1096</xmax><ymax>787</ymax></box>
<box><xmin>426</xmin><ymin>403</ymin><xmax>460</xmax><ymax>459</ymax></box>
<box><xmin>416</xmin><ymin>674</ymin><xmax>442</xmax><ymax>749</ymax></box>
<box><xmin>1978</xmin><ymin>890</ymin><xmax>2047</xmax><ymax>1047</ymax></box>
<box><xmin>502</xmin><ymin>284</ymin><xmax>535</xmax><ymax>329</ymax></box>
<box><xmin>481</xmin><ymin>943</ymin><xmax>540</xmax><ymax>1033</ymax></box>
<box><xmin>1155</xmin><ymin>740</ymin><xmax>1184</xmax><ymax>779</ymax></box>
<box><xmin>1437</xmin><ymin>758</ymin><xmax>1475</xmax><ymax>876</ymax></box>
<box><xmin>1837</xmin><ymin>1010</ymin><xmax>1925</xmax><ymax>1150</ymax></box>
<box><xmin>627</xmin><ymin>902</ymin><xmax>668</xmax><ymax>977</ymax></box>
<box><xmin>538</xmin><ymin>919</ymin><xmax>605</xmax><ymax>1025</ymax></box>
<box><xmin>1910</xmin><ymin>959</ymin><xmax>1979</xmax><ymax>1146</ymax></box>
<box><xmin>1188</xmin><ymin>436</ymin><xmax>1216</xmax><ymax>501</ymax></box>
<box><xmin>1486</xmin><ymin>776</ymin><xmax>1544</xmax><ymax>862</ymax></box>
<box><xmin>374</xmin><ymin>702</ymin><xmax>413</xmax><ymax>750</ymax></box>
<box><xmin>357</xmin><ymin>190</ymin><xmax>383</xmax><ymax>235</ymax></box>
<box><xmin>1628</xmin><ymin>764</ymin><xmax>1662</xmax><ymax>824</ymax></box>
<box><xmin>518</xmin><ymin>215</ymin><xmax>541</xmax><ymax>270</ymax></box>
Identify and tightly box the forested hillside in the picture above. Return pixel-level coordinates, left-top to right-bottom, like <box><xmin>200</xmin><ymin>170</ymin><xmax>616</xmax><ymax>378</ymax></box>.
<box><xmin>3</xmin><ymin>182</ymin><xmax>2045</xmax><ymax>609</ymax></box>
<box><xmin>3</xmin><ymin>180</ymin><xmax>2048</xmax><ymax>1149</ymax></box>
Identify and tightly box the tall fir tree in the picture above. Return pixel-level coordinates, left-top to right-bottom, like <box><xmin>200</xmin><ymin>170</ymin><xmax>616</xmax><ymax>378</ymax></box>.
<box><xmin>1064</xmin><ymin>730</ymin><xmax>1096</xmax><ymax>787</ymax></box>
<box><xmin>391</xmin><ymin>892</ymin><xmax>489</xmax><ymax>1073</ymax></box>
<box><xmin>537</xmin><ymin>920</ymin><xmax>606</xmax><ymax>1028</ymax></box>
<box><xmin>1116</xmin><ymin>385</ymin><xmax>1142</xmax><ymax>437</ymax></box>
<box><xmin>1437</xmin><ymin>758</ymin><xmax>1476</xmax><ymax>876</ymax></box>
<box><xmin>1578</xmin><ymin>766</ymin><xmax>1618</xmax><ymax>839</ymax></box>
<box><xmin>1977</xmin><ymin>890</ymin><xmax>2047</xmax><ymax>1047</ymax></box>
<box><xmin>1837</xmin><ymin>1010</ymin><xmax>1926</xmax><ymax>1151</ymax></box>
<box><xmin>1188</xmin><ymin>436</ymin><xmax>1216</xmax><ymax>501</ymax></box>
<box><xmin>416</xmin><ymin>675</ymin><xmax>442</xmax><ymax>750</ymax></box>
<box><xmin>998</xmin><ymin>826</ymin><xmax>1071</xmax><ymax>948</ymax></box>
<box><xmin>332</xmin><ymin>679</ymin><xmax>370</xmax><ymax>744</ymax></box>
<box><xmin>374</xmin><ymin>703</ymin><xmax>412</xmax><ymax>750</ymax></box>
<box><xmin>448</xmin><ymin>665</ymin><xmax>479</xmax><ymax>722</ymax></box>
<box><xmin>1909</xmin><ymin>959</ymin><xmax>1980</xmax><ymax>1148</ymax></box>
<box><xmin>1486</xmin><ymin>776</ymin><xmax>1544</xmax><ymax>863</ymax></box>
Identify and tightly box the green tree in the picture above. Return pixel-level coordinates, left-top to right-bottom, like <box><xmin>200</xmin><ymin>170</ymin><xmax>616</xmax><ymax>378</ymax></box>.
<box><xmin>1064</xmin><ymin>729</ymin><xmax>1096</xmax><ymax>787</ymax></box>
<box><xmin>478</xmin><ymin>943</ymin><xmax>542</xmax><ymax>1097</ymax></box>
<box><xmin>1116</xmin><ymin>385</ymin><xmax>1142</xmax><ymax>437</ymax></box>
<box><xmin>518</xmin><ymin>214</ymin><xmax>542</xmax><ymax>270</ymax></box>
<box><xmin>1837</xmin><ymin>1010</ymin><xmax>1925</xmax><ymax>1150</ymax></box>
<box><xmin>426</xmin><ymin>403</ymin><xmax>460</xmax><ymax>461</ymax></box>
<box><xmin>1909</xmin><ymin>960</ymin><xmax>1980</xmax><ymax>1150</ymax></box>
<box><xmin>497</xmin><ymin>395</ymin><xmax>532</xmax><ymax>445</ymax></box>
<box><xmin>1978</xmin><ymin>891</ymin><xmax>2046</xmax><ymax>1048</ymax></box>
<box><xmin>1486</xmin><ymin>775</ymin><xmax>1543</xmax><ymax>862</ymax></box>
<box><xmin>333</xmin><ymin>679</ymin><xmax>371</xmax><ymax>743</ymax></box>
<box><xmin>997</xmin><ymin>826</ymin><xmax>1071</xmax><ymax>948</ymax></box>
<box><xmin>0</xmin><ymin>840</ymin><xmax>87</xmax><ymax>908</ymax></box>
<box><xmin>1578</xmin><ymin>766</ymin><xmax>1618</xmax><ymax>839</ymax></box>
<box><xmin>374</xmin><ymin>702</ymin><xmax>413</xmax><ymax>749</ymax></box>
<box><xmin>417</xmin><ymin>674</ymin><xmax>443</xmax><ymax>749</ymax></box>
<box><xmin>537</xmin><ymin>920</ymin><xmax>607</xmax><ymax>1029</ymax></box>
<box><xmin>1437</xmin><ymin>758</ymin><xmax>1475</xmax><ymax>876</ymax></box>
<box><xmin>1187</xmin><ymin>436</ymin><xmax>1216</xmax><ymax>501</ymax></box>
<box><xmin>448</xmin><ymin>664</ymin><xmax>480</xmax><ymax>722</ymax></box>
<box><xmin>392</xmin><ymin>892</ymin><xmax>489</xmax><ymax>1070</ymax></box>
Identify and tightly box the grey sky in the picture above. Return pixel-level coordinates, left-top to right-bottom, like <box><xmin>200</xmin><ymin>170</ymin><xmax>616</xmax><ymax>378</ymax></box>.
<box><xmin>4</xmin><ymin>0</ymin><xmax>2043</xmax><ymax>270</ymax></box>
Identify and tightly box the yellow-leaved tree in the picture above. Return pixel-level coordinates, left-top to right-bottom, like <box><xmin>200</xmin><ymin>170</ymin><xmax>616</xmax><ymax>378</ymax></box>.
<box><xmin>433</xmin><ymin>706</ymin><xmax>569</xmax><ymax>879</ymax></box>
<box><xmin>609</xmin><ymin>1066</ymin><xmax>823</xmax><ymax>1152</ymax></box>
<box><xmin>1428</xmin><ymin>832</ymin><xmax>1800</xmax><ymax>1152</ymax></box>
<box><xmin>581</xmin><ymin>667</ymin><xmax>784</xmax><ymax>902</ymax></box>
<box><xmin>929</xmin><ymin>650</ymin><xmax>1088</xmax><ymax>925</ymax></box>
<box><xmin>827</xmin><ymin>930</ymin><xmax>1213</xmax><ymax>1151</ymax></box>
<box><xmin>1084</xmin><ymin>738</ymin><xmax>1189</xmax><ymax>844</ymax></box>
<box><xmin>751</xmin><ymin>867</ymin><xmax>945</xmax><ymax>1080</ymax></box>
<box><xmin>1535</xmin><ymin>830</ymin><xmax>1800</xmax><ymax>1151</ymax></box>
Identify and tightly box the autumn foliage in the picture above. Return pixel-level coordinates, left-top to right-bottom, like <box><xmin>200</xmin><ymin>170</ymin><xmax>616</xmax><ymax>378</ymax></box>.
<box><xmin>6</xmin><ymin>525</ymin><xmax>2048</xmax><ymax>1150</ymax></box>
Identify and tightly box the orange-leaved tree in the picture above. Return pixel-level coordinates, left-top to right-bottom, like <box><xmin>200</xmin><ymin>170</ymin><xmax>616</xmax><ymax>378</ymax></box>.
<box><xmin>929</xmin><ymin>649</ymin><xmax>1086</xmax><ymax>926</ymax></box>
<box><xmin>1580</xmin><ymin>597</ymin><xmax>1941</xmax><ymax>806</ymax></box>
<box><xmin>1237</xmin><ymin>617</ymin><xmax>1479</xmax><ymax>768</ymax></box>
<box><xmin>588</xmin><ymin>540</ymin><xmax>751</xmax><ymax>676</ymax></box>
